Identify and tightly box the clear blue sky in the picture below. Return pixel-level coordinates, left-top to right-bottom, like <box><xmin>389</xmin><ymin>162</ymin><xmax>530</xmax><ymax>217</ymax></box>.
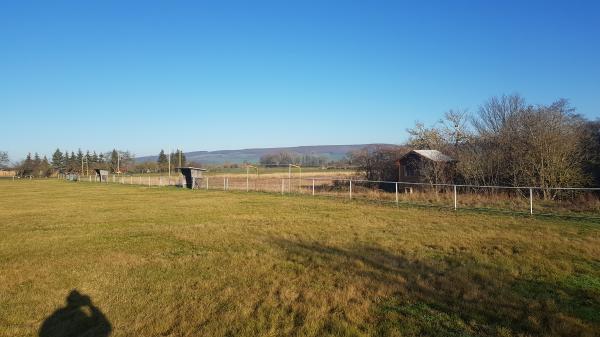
<box><xmin>1</xmin><ymin>0</ymin><xmax>599</xmax><ymax>160</ymax></box>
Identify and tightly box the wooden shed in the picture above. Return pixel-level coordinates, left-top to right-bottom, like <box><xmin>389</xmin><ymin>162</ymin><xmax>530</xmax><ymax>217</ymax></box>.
<box><xmin>397</xmin><ymin>150</ymin><xmax>455</xmax><ymax>183</ymax></box>
<box><xmin>177</xmin><ymin>167</ymin><xmax>207</xmax><ymax>189</ymax></box>
<box><xmin>95</xmin><ymin>169</ymin><xmax>109</xmax><ymax>182</ymax></box>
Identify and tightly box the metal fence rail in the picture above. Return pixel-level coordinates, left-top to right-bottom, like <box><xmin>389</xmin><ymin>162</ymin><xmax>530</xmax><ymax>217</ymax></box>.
<box><xmin>57</xmin><ymin>174</ymin><xmax>600</xmax><ymax>217</ymax></box>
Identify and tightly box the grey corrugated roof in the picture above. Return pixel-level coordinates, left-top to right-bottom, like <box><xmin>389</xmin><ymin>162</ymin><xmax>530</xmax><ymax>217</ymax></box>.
<box><xmin>412</xmin><ymin>150</ymin><xmax>454</xmax><ymax>162</ymax></box>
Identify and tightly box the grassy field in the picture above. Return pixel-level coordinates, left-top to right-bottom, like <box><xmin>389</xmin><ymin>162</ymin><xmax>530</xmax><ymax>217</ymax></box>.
<box><xmin>0</xmin><ymin>180</ymin><xmax>599</xmax><ymax>337</ymax></box>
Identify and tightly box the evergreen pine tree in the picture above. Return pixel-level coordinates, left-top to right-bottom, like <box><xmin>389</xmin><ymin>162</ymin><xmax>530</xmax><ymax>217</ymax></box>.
<box><xmin>40</xmin><ymin>156</ymin><xmax>51</xmax><ymax>177</ymax></box>
<box><xmin>22</xmin><ymin>153</ymin><xmax>34</xmax><ymax>176</ymax></box>
<box><xmin>33</xmin><ymin>153</ymin><xmax>41</xmax><ymax>177</ymax></box>
<box><xmin>63</xmin><ymin>152</ymin><xmax>70</xmax><ymax>172</ymax></box>
<box><xmin>92</xmin><ymin>151</ymin><xmax>99</xmax><ymax>165</ymax></box>
<box><xmin>157</xmin><ymin>150</ymin><xmax>168</xmax><ymax>172</ymax></box>
<box><xmin>70</xmin><ymin>151</ymin><xmax>76</xmax><ymax>172</ymax></box>
<box><xmin>111</xmin><ymin>149</ymin><xmax>119</xmax><ymax>172</ymax></box>
<box><xmin>51</xmin><ymin>148</ymin><xmax>64</xmax><ymax>172</ymax></box>
<box><xmin>76</xmin><ymin>149</ymin><xmax>84</xmax><ymax>170</ymax></box>
<box><xmin>170</xmin><ymin>150</ymin><xmax>186</xmax><ymax>168</ymax></box>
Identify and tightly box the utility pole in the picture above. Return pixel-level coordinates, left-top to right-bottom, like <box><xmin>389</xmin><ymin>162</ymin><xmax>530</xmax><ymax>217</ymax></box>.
<box><xmin>117</xmin><ymin>153</ymin><xmax>121</xmax><ymax>174</ymax></box>
<box><xmin>168</xmin><ymin>150</ymin><xmax>171</xmax><ymax>178</ymax></box>
<box><xmin>81</xmin><ymin>156</ymin><xmax>88</xmax><ymax>176</ymax></box>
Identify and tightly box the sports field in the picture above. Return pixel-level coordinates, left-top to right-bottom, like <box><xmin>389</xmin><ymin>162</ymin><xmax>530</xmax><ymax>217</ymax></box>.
<box><xmin>0</xmin><ymin>180</ymin><xmax>598</xmax><ymax>337</ymax></box>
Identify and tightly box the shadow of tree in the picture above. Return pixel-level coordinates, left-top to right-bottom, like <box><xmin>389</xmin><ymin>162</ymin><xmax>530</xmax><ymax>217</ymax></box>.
<box><xmin>271</xmin><ymin>238</ymin><xmax>599</xmax><ymax>337</ymax></box>
<box><xmin>39</xmin><ymin>289</ymin><xmax>112</xmax><ymax>337</ymax></box>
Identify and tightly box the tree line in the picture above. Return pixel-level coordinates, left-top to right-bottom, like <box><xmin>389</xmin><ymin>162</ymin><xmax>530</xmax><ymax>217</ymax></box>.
<box><xmin>259</xmin><ymin>152</ymin><xmax>330</xmax><ymax>167</ymax></box>
<box><xmin>135</xmin><ymin>149</ymin><xmax>188</xmax><ymax>173</ymax></box>
<box><xmin>352</xmin><ymin>94</ymin><xmax>600</xmax><ymax>195</ymax></box>
<box><xmin>10</xmin><ymin>149</ymin><xmax>135</xmax><ymax>177</ymax></box>
<box><xmin>8</xmin><ymin>148</ymin><xmax>192</xmax><ymax>177</ymax></box>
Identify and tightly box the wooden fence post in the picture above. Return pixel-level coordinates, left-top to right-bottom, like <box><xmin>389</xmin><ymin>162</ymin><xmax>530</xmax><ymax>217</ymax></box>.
<box><xmin>530</xmin><ymin>188</ymin><xmax>533</xmax><ymax>215</ymax></box>
<box><xmin>349</xmin><ymin>179</ymin><xmax>352</xmax><ymax>199</ymax></box>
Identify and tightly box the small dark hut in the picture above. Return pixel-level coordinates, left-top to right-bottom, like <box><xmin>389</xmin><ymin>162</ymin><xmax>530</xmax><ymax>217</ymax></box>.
<box><xmin>177</xmin><ymin>167</ymin><xmax>207</xmax><ymax>189</ymax></box>
<box><xmin>95</xmin><ymin>169</ymin><xmax>109</xmax><ymax>182</ymax></box>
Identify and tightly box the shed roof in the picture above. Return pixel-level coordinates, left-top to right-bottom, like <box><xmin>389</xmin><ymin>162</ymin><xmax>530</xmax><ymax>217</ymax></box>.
<box><xmin>176</xmin><ymin>167</ymin><xmax>207</xmax><ymax>171</ymax></box>
<box><xmin>403</xmin><ymin>150</ymin><xmax>454</xmax><ymax>162</ymax></box>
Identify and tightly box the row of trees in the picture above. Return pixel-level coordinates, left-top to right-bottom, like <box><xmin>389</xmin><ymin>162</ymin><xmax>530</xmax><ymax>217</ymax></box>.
<box><xmin>157</xmin><ymin>149</ymin><xmax>187</xmax><ymax>172</ymax></box>
<box><xmin>353</xmin><ymin>94</ymin><xmax>600</xmax><ymax>196</ymax></box>
<box><xmin>18</xmin><ymin>153</ymin><xmax>52</xmax><ymax>177</ymax></box>
<box><xmin>259</xmin><ymin>152</ymin><xmax>330</xmax><ymax>167</ymax></box>
<box><xmin>8</xmin><ymin>148</ymin><xmax>192</xmax><ymax>177</ymax></box>
<box><xmin>10</xmin><ymin>149</ymin><xmax>136</xmax><ymax>177</ymax></box>
<box><xmin>132</xmin><ymin>149</ymin><xmax>189</xmax><ymax>173</ymax></box>
<box><xmin>51</xmin><ymin>149</ymin><xmax>135</xmax><ymax>175</ymax></box>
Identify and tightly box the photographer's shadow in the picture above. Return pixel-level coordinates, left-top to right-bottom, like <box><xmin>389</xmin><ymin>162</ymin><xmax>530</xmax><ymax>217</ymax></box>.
<box><xmin>39</xmin><ymin>289</ymin><xmax>112</xmax><ymax>337</ymax></box>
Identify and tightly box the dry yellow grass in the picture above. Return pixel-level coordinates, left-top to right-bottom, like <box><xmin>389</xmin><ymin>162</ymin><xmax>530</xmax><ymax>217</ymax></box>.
<box><xmin>0</xmin><ymin>180</ymin><xmax>598</xmax><ymax>337</ymax></box>
<box><xmin>84</xmin><ymin>173</ymin><xmax>600</xmax><ymax>216</ymax></box>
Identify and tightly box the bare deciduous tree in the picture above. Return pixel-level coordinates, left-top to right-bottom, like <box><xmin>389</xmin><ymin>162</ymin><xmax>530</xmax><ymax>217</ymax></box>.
<box><xmin>404</xmin><ymin>94</ymin><xmax>589</xmax><ymax>197</ymax></box>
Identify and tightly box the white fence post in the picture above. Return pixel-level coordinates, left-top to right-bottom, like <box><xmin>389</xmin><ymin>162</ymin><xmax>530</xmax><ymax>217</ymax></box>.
<box><xmin>454</xmin><ymin>185</ymin><xmax>457</xmax><ymax>211</ymax></box>
<box><xmin>395</xmin><ymin>182</ymin><xmax>398</xmax><ymax>205</ymax></box>
<box><xmin>349</xmin><ymin>179</ymin><xmax>352</xmax><ymax>199</ymax></box>
<box><xmin>206</xmin><ymin>176</ymin><xmax>209</xmax><ymax>190</ymax></box>
<box><xmin>223</xmin><ymin>177</ymin><xmax>226</xmax><ymax>191</ymax></box>
<box><xmin>312</xmin><ymin>179</ymin><xmax>315</xmax><ymax>196</ymax></box>
<box><xmin>281</xmin><ymin>178</ymin><xmax>284</xmax><ymax>195</ymax></box>
<box><xmin>529</xmin><ymin>188</ymin><xmax>533</xmax><ymax>215</ymax></box>
<box><xmin>148</xmin><ymin>176</ymin><xmax>151</xmax><ymax>187</ymax></box>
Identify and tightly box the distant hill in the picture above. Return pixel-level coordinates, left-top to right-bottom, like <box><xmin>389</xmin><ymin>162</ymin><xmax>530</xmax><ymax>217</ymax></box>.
<box><xmin>136</xmin><ymin>144</ymin><xmax>396</xmax><ymax>164</ymax></box>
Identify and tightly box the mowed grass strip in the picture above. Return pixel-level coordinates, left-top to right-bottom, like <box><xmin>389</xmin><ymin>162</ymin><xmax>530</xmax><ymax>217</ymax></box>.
<box><xmin>0</xmin><ymin>180</ymin><xmax>598</xmax><ymax>337</ymax></box>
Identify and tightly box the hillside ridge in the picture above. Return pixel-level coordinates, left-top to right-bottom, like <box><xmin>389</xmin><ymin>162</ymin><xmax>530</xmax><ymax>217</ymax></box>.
<box><xmin>136</xmin><ymin>144</ymin><xmax>397</xmax><ymax>164</ymax></box>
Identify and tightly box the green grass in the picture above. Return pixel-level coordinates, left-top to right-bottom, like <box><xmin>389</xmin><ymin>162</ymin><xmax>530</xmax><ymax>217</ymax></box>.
<box><xmin>0</xmin><ymin>180</ymin><xmax>598</xmax><ymax>337</ymax></box>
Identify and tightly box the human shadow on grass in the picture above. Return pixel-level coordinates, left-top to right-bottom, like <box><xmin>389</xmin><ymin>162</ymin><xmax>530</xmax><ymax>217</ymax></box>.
<box><xmin>271</xmin><ymin>238</ymin><xmax>599</xmax><ymax>337</ymax></box>
<box><xmin>39</xmin><ymin>289</ymin><xmax>112</xmax><ymax>337</ymax></box>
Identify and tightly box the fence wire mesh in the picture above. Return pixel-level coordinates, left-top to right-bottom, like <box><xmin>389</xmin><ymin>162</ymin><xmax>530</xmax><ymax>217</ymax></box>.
<box><xmin>59</xmin><ymin>173</ymin><xmax>600</xmax><ymax>218</ymax></box>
